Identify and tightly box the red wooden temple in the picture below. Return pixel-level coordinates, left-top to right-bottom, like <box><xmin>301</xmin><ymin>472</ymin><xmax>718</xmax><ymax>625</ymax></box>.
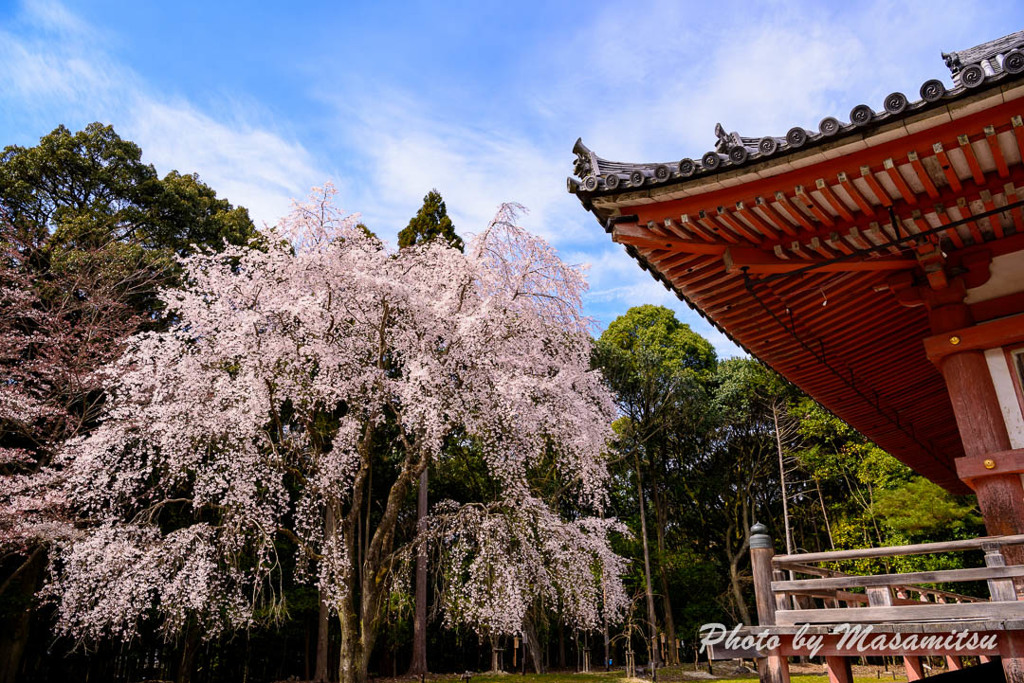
<box><xmin>569</xmin><ymin>30</ymin><xmax>1024</xmax><ymax>683</ymax></box>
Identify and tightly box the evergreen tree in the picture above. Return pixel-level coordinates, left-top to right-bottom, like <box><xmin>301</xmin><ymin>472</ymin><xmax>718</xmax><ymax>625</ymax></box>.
<box><xmin>397</xmin><ymin>189</ymin><xmax>462</xmax><ymax>252</ymax></box>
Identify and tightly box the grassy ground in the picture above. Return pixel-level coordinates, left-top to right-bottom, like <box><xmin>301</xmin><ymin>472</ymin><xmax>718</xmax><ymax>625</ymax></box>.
<box><xmin>409</xmin><ymin>663</ymin><xmax>911</xmax><ymax>683</ymax></box>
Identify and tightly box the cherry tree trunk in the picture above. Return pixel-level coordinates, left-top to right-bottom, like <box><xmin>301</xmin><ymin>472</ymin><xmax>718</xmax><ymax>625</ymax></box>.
<box><xmin>338</xmin><ymin>596</ymin><xmax>369</xmax><ymax>683</ymax></box>
<box><xmin>558</xmin><ymin>622</ymin><xmax>566</xmax><ymax>669</ymax></box>
<box><xmin>406</xmin><ymin>470</ymin><xmax>429</xmax><ymax>675</ymax></box>
<box><xmin>524</xmin><ymin>618</ymin><xmax>543</xmax><ymax>673</ymax></box>
<box><xmin>490</xmin><ymin>635</ymin><xmax>501</xmax><ymax>672</ymax></box>
<box><xmin>316</xmin><ymin>505</ymin><xmax>337</xmax><ymax>682</ymax></box>
<box><xmin>176</xmin><ymin>623</ymin><xmax>201</xmax><ymax>683</ymax></box>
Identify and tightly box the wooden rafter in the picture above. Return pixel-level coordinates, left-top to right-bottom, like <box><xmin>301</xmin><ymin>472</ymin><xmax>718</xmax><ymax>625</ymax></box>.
<box><xmin>883</xmin><ymin>158</ymin><xmax>918</xmax><ymax>205</ymax></box>
<box><xmin>816</xmin><ymin>179</ymin><xmax>855</xmax><ymax>221</ymax></box>
<box><xmin>662</xmin><ymin>217</ymin><xmax>695</xmax><ymax>240</ymax></box>
<box><xmin>697</xmin><ymin>210</ymin><xmax>740</xmax><ymax>244</ymax></box>
<box><xmin>1003</xmin><ymin>182</ymin><xmax>1024</xmax><ymax>233</ymax></box>
<box><xmin>934</xmin><ymin>206</ymin><xmax>965</xmax><ymax>248</ymax></box>
<box><xmin>907</xmin><ymin>151</ymin><xmax>940</xmax><ymax>199</ymax></box>
<box><xmin>756</xmin><ymin>196</ymin><xmax>799</xmax><ymax>236</ymax></box>
<box><xmin>955</xmin><ymin>197</ymin><xmax>985</xmax><ymax>244</ymax></box>
<box><xmin>775</xmin><ymin>191</ymin><xmax>817</xmax><ymax>231</ymax></box>
<box><xmin>680</xmin><ymin>214</ymin><xmax>718</xmax><ymax>242</ymax></box>
<box><xmin>715</xmin><ymin>207</ymin><xmax>762</xmax><ymax>243</ymax></box>
<box><xmin>860</xmin><ymin>166</ymin><xmax>894</xmax><ymax>207</ymax></box>
<box><xmin>932</xmin><ymin>143</ymin><xmax>963</xmax><ymax>192</ymax></box>
<box><xmin>979</xmin><ymin>190</ymin><xmax>1004</xmax><ymax>239</ymax></box>
<box><xmin>796</xmin><ymin>185</ymin><xmax>836</xmax><ymax>226</ymax></box>
<box><xmin>1013</xmin><ymin>116</ymin><xmax>1024</xmax><ymax>164</ymax></box>
<box><xmin>985</xmin><ymin>126</ymin><xmax>1010</xmax><ymax>179</ymax></box>
<box><xmin>735</xmin><ymin>201</ymin><xmax>779</xmax><ymax>239</ymax></box>
<box><xmin>722</xmin><ymin>247</ymin><xmax>916</xmax><ymax>275</ymax></box>
<box><xmin>612</xmin><ymin>223</ymin><xmax>729</xmax><ymax>253</ymax></box>
<box><xmin>958</xmin><ymin>134</ymin><xmax>985</xmax><ymax>185</ymax></box>
<box><xmin>838</xmin><ymin>172</ymin><xmax>874</xmax><ymax>214</ymax></box>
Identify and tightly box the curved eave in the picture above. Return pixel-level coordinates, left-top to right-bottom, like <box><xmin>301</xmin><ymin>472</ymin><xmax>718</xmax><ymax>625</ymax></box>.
<box><xmin>571</xmin><ymin>68</ymin><xmax>1024</xmax><ymax>204</ymax></box>
<box><xmin>572</xmin><ymin>82</ymin><xmax>1024</xmax><ymax>495</ymax></box>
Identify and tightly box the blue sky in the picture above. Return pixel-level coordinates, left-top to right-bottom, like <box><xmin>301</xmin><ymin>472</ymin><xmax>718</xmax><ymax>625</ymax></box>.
<box><xmin>3</xmin><ymin>0</ymin><xmax>1024</xmax><ymax>357</ymax></box>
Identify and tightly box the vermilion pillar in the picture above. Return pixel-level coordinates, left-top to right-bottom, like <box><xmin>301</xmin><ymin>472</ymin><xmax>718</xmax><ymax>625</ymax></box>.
<box><xmin>928</xmin><ymin>305</ymin><xmax>1024</xmax><ymax>683</ymax></box>
<box><xmin>938</xmin><ymin>348</ymin><xmax>1024</xmax><ymax>536</ymax></box>
<box><xmin>928</xmin><ymin>305</ymin><xmax>1024</xmax><ymax>538</ymax></box>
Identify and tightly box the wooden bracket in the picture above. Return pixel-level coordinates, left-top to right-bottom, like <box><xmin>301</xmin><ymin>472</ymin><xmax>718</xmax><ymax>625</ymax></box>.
<box><xmin>956</xmin><ymin>449</ymin><xmax>1024</xmax><ymax>489</ymax></box>
<box><xmin>924</xmin><ymin>313</ymin><xmax>1024</xmax><ymax>363</ymax></box>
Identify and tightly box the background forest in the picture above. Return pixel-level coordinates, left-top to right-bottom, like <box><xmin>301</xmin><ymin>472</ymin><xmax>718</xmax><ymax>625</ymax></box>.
<box><xmin>0</xmin><ymin>125</ymin><xmax>984</xmax><ymax>683</ymax></box>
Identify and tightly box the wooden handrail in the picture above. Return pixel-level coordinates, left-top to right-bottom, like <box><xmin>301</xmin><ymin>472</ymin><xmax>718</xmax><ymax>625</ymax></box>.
<box><xmin>771</xmin><ymin>533</ymin><xmax>1024</xmax><ymax>564</ymax></box>
<box><xmin>772</xmin><ymin>566</ymin><xmax>1023</xmax><ymax>593</ymax></box>
<box><xmin>776</xmin><ymin>601</ymin><xmax>1024</xmax><ymax>625</ymax></box>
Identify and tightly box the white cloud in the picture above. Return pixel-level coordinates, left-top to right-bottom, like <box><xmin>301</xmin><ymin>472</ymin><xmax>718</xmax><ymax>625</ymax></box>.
<box><xmin>324</xmin><ymin>87</ymin><xmax>588</xmax><ymax>246</ymax></box>
<box><xmin>127</xmin><ymin>98</ymin><xmax>322</xmax><ymax>226</ymax></box>
<box><xmin>0</xmin><ymin>0</ymin><xmax>325</xmax><ymax>226</ymax></box>
<box><xmin>4</xmin><ymin>0</ymin><xmax>1020</xmax><ymax>358</ymax></box>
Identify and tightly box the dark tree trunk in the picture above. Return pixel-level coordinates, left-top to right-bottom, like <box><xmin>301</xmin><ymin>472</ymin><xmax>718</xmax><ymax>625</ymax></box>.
<box><xmin>490</xmin><ymin>635</ymin><xmax>501</xmax><ymax>672</ymax></box>
<box><xmin>603</xmin><ymin>618</ymin><xmax>610</xmax><ymax>671</ymax></box>
<box><xmin>651</xmin><ymin>486</ymin><xmax>678</xmax><ymax>665</ymax></box>
<box><xmin>558</xmin><ymin>620</ymin><xmax>566</xmax><ymax>669</ymax></box>
<box><xmin>0</xmin><ymin>548</ymin><xmax>45</xmax><ymax>683</ymax></box>
<box><xmin>176</xmin><ymin>623</ymin><xmax>202</xmax><ymax>683</ymax></box>
<box><xmin>634</xmin><ymin>458</ymin><xmax>661</xmax><ymax>669</ymax></box>
<box><xmin>338</xmin><ymin>604</ymin><xmax>364</xmax><ymax>683</ymax></box>
<box><xmin>406</xmin><ymin>470</ymin><xmax>429</xmax><ymax>675</ymax></box>
<box><xmin>337</xmin><ymin>426</ymin><xmax>423</xmax><ymax>683</ymax></box>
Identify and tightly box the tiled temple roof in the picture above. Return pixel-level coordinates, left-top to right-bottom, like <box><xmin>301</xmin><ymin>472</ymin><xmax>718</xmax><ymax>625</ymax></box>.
<box><xmin>944</xmin><ymin>28</ymin><xmax>1024</xmax><ymax>87</ymax></box>
<box><xmin>566</xmin><ymin>29</ymin><xmax>1024</xmax><ymax>492</ymax></box>
<box><xmin>569</xmin><ymin>30</ymin><xmax>1024</xmax><ymax>199</ymax></box>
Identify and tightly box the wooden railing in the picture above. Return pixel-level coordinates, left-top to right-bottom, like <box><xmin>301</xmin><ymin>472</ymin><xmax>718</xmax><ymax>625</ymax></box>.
<box><xmin>746</xmin><ymin>525</ymin><xmax>1024</xmax><ymax>683</ymax></box>
<box><xmin>750</xmin><ymin>524</ymin><xmax>1024</xmax><ymax>627</ymax></box>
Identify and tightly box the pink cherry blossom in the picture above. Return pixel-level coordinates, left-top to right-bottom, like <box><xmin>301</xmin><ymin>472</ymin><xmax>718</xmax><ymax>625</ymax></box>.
<box><xmin>37</xmin><ymin>187</ymin><xmax>624</xmax><ymax>682</ymax></box>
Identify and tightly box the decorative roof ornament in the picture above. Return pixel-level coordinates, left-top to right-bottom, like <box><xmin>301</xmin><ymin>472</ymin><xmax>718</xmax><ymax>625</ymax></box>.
<box><xmin>942</xmin><ymin>29</ymin><xmax>1024</xmax><ymax>87</ymax></box>
<box><xmin>572</xmin><ymin>138</ymin><xmax>597</xmax><ymax>180</ymax></box>
<box><xmin>714</xmin><ymin>123</ymin><xmax>743</xmax><ymax>154</ymax></box>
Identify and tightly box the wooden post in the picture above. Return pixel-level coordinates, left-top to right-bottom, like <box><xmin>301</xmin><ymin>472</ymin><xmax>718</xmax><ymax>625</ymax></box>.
<box><xmin>904</xmin><ymin>656</ymin><xmax>926</xmax><ymax>681</ymax></box>
<box><xmin>985</xmin><ymin>543</ymin><xmax>1018</xmax><ymax>602</ymax></box>
<box><xmin>825</xmin><ymin>656</ymin><xmax>853</xmax><ymax>683</ymax></box>
<box><xmin>750</xmin><ymin>523</ymin><xmax>790</xmax><ymax>683</ymax></box>
<box><xmin>750</xmin><ymin>523</ymin><xmax>778</xmax><ymax>626</ymax></box>
<box><xmin>867</xmin><ymin>584</ymin><xmax>925</xmax><ymax>679</ymax></box>
<box><xmin>986</xmin><ymin>543</ymin><xmax>1024</xmax><ymax>683</ymax></box>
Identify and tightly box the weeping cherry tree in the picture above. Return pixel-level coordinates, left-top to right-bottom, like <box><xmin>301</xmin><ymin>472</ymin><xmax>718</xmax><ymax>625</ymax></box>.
<box><xmin>43</xmin><ymin>186</ymin><xmax>626</xmax><ymax>683</ymax></box>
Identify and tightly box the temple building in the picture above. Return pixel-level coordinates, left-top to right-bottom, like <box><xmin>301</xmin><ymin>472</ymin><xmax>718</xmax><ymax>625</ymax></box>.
<box><xmin>569</xmin><ymin>29</ymin><xmax>1024</xmax><ymax>683</ymax></box>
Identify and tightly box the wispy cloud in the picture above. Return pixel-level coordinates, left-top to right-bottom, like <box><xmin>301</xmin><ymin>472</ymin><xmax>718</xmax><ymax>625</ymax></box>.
<box><xmin>3</xmin><ymin>0</ymin><xmax>1020</xmax><ymax>359</ymax></box>
<box><xmin>324</xmin><ymin>86</ymin><xmax>587</xmax><ymax>247</ymax></box>
<box><xmin>0</xmin><ymin>0</ymin><xmax>324</xmax><ymax>226</ymax></box>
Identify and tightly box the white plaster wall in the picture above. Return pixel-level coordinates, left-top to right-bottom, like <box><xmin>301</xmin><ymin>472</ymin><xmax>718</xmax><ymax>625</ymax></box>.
<box><xmin>966</xmin><ymin>251</ymin><xmax>1024</xmax><ymax>304</ymax></box>
<box><xmin>985</xmin><ymin>347</ymin><xmax>1024</xmax><ymax>449</ymax></box>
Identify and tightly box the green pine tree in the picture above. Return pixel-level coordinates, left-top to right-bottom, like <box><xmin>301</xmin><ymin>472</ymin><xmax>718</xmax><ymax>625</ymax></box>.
<box><xmin>397</xmin><ymin>189</ymin><xmax>463</xmax><ymax>252</ymax></box>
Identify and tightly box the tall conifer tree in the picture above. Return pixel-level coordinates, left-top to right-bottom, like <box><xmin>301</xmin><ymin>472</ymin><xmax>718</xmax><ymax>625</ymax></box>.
<box><xmin>398</xmin><ymin>189</ymin><xmax>463</xmax><ymax>252</ymax></box>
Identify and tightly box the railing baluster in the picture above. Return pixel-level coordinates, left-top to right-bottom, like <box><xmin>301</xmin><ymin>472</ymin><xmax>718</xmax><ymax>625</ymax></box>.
<box><xmin>985</xmin><ymin>542</ymin><xmax>1018</xmax><ymax>602</ymax></box>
